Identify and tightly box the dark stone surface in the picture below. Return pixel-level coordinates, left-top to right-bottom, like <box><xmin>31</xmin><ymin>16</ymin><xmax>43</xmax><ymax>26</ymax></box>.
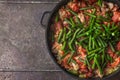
<box><xmin>3</xmin><ymin>0</ymin><xmax>59</xmax><ymax>1</ymax></box>
<box><xmin>0</xmin><ymin>3</ymin><xmax>61</xmax><ymax>71</ymax></box>
<box><xmin>0</xmin><ymin>0</ymin><xmax>119</xmax><ymax>80</ymax></box>
<box><xmin>0</xmin><ymin>72</ymin><xmax>79</xmax><ymax>80</ymax></box>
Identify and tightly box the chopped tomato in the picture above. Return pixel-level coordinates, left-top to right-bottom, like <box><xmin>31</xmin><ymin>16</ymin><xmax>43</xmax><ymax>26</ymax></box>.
<box><xmin>88</xmin><ymin>0</ymin><xmax>97</xmax><ymax>4</ymax></box>
<box><xmin>74</xmin><ymin>55</ymin><xmax>83</xmax><ymax>64</ymax></box>
<box><xmin>62</xmin><ymin>54</ymin><xmax>71</xmax><ymax>69</ymax></box>
<box><xmin>85</xmin><ymin>15</ymin><xmax>89</xmax><ymax>22</ymax></box>
<box><xmin>73</xmin><ymin>0</ymin><xmax>78</xmax><ymax>2</ymax></box>
<box><xmin>59</xmin><ymin>50</ymin><xmax>64</xmax><ymax>56</ymax></box>
<box><xmin>78</xmin><ymin>46</ymin><xmax>86</xmax><ymax>58</ymax></box>
<box><xmin>80</xmin><ymin>68</ymin><xmax>88</xmax><ymax>73</ymax></box>
<box><xmin>107</xmin><ymin>47</ymin><xmax>114</xmax><ymax>58</ymax></box>
<box><xmin>86</xmin><ymin>72</ymin><xmax>93</xmax><ymax>78</ymax></box>
<box><xmin>55</xmin><ymin>21</ymin><xmax>63</xmax><ymax>30</ymax></box>
<box><xmin>107</xmin><ymin>62</ymin><xmax>111</xmax><ymax>68</ymax></box>
<box><xmin>81</xmin><ymin>0</ymin><xmax>87</xmax><ymax>8</ymax></box>
<box><xmin>68</xmin><ymin>2</ymin><xmax>79</xmax><ymax>12</ymax></box>
<box><xmin>112</xmin><ymin>11</ymin><xmax>120</xmax><ymax>23</ymax></box>
<box><xmin>80</xmin><ymin>64</ymin><xmax>87</xmax><ymax>69</ymax></box>
<box><xmin>111</xmin><ymin>57</ymin><xmax>120</xmax><ymax>68</ymax></box>
<box><xmin>59</xmin><ymin>8</ymin><xmax>71</xmax><ymax>20</ymax></box>
<box><xmin>117</xmin><ymin>41</ymin><xmax>120</xmax><ymax>51</ymax></box>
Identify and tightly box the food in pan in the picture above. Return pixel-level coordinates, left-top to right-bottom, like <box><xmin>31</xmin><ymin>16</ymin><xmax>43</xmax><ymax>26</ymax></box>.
<box><xmin>51</xmin><ymin>0</ymin><xmax>120</xmax><ymax>78</ymax></box>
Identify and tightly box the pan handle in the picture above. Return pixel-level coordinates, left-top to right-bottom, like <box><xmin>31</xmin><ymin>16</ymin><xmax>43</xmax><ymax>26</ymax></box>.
<box><xmin>40</xmin><ymin>11</ymin><xmax>51</xmax><ymax>29</ymax></box>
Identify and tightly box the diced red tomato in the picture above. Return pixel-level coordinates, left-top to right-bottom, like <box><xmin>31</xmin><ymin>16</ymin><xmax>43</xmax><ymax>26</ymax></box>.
<box><xmin>107</xmin><ymin>47</ymin><xmax>114</xmax><ymax>58</ymax></box>
<box><xmin>111</xmin><ymin>57</ymin><xmax>120</xmax><ymax>68</ymax></box>
<box><xmin>86</xmin><ymin>72</ymin><xmax>93</xmax><ymax>78</ymax></box>
<box><xmin>85</xmin><ymin>15</ymin><xmax>90</xmax><ymax>22</ymax></box>
<box><xmin>78</xmin><ymin>46</ymin><xmax>86</xmax><ymax>58</ymax></box>
<box><xmin>69</xmin><ymin>2</ymin><xmax>79</xmax><ymax>12</ymax></box>
<box><xmin>73</xmin><ymin>0</ymin><xmax>78</xmax><ymax>2</ymax></box>
<box><xmin>54</xmin><ymin>21</ymin><xmax>63</xmax><ymax>34</ymax></box>
<box><xmin>117</xmin><ymin>41</ymin><xmax>120</xmax><ymax>51</ymax></box>
<box><xmin>112</xmin><ymin>11</ymin><xmax>120</xmax><ymax>23</ymax></box>
<box><xmin>107</xmin><ymin>62</ymin><xmax>111</xmax><ymax>68</ymax></box>
<box><xmin>80</xmin><ymin>68</ymin><xmax>88</xmax><ymax>73</ymax></box>
<box><xmin>55</xmin><ymin>21</ymin><xmax>63</xmax><ymax>30</ymax></box>
<box><xmin>81</xmin><ymin>0</ymin><xmax>87</xmax><ymax>8</ymax></box>
<box><xmin>59</xmin><ymin>8</ymin><xmax>72</xmax><ymax>20</ymax></box>
<box><xmin>62</xmin><ymin>54</ymin><xmax>71</xmax><ymax>69</ymax></box>
<box><xmin>74</xmin><ymin>55</ymin><xmax>83</xmax><ymax>64</ymax></box>
<box><xmin>80</xmin><ymin>64</ymin><xmax>87</xmax><ymax>69</ymax></box>
<box><xmin>88</xmin><ymin>0</ymin><xmax>97</xmax><ymax>4</ymax></box>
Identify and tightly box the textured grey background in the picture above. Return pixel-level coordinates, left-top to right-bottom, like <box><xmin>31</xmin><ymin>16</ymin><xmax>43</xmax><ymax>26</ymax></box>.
<box><xmin>0</xmin><ymin>0</ymin><xmax>119</xmax><ymax>80</ymax></box>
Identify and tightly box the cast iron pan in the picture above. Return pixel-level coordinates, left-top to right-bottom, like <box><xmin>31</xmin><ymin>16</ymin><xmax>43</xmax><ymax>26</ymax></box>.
<box><xmin>41</xmin><ymin>0</ymin><xmax>120</xmax><ymax>80</ymax></box>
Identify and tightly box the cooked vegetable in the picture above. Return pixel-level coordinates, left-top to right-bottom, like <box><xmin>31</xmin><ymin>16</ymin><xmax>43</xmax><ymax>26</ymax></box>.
<box><xmin>51</xmin><ymin>0</ymin><xmax>120</xmax><ymax>78</ymax></box>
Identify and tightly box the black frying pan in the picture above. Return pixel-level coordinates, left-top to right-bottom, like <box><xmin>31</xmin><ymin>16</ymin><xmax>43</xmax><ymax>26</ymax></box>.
<box><xmin>41</xmin><ymin>0</ymin><xmax>120</xmax><ymax>80</ymax></box>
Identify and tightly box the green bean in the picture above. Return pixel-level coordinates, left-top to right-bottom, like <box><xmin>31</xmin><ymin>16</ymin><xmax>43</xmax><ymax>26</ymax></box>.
<box><xmin>102</xmin><ymin>50</ymin><xmax>105</xmax><ymax>64</ymax></box>
<box><xmin>68</xmin><ymin>9</ymin><xmax>78</xmax><ymax>16</ymax></box>
<box><xmin>76</xmin><ymin>17</ymin><xmax>81</xmax><ymax>24</ymax></box>
<box><xmin>70</xmin><ymin>17</ymin><xmax>75</xmax><ymax>27</ymax></box>
<box><xmin>95</xmin><ymin>55</ymin><xmax>103</xmax><ymax>74</ymax></box>
<box><xmin>87</xmin><ymin>54</ymin><xmax>95</xmax><ymax>59</ymax></box>
<box><xmin>107</xmin><ymin>23</ymin><xmax>110</xmax><ymax>28</ymax></box>
<box><xmin>58</xmin><ymin>29</ymin><xmax>63</xmax><ymax>43</ymax></box>
<box><xmin>97</xmin><ymin>39</ymin><xmax>102</xmax><ymax>47</ymax></box>
<box><xmin>79</xmin><ymin>37</ymin><xmax>88</xmax><ymax>44</ymax></box>
<box><xmin>109</xmin><ymin>42</ymin><xmax>115</xmax><ymax>52</ymax></box>
<box><xmin>95</xmin><ymin>23</ymin><xmax>101</xmax><ymax>27</ymax></box>
<box><xmin>97</xmin><ymin>55</ymin><xmax>101</xmax><ymax>63</ymax></box>
<box><xmin>98</xmin><ymin>0</ymin><xmax>103</xmax><ymax>7</ymax></box>
<box><xmin>93</xmin><ymin>39</ymin><xmax>99</xmax><ymax>48</ymax></box>
<box><xmin>68</xmin><ymin>42</ymin><xmax>74</xmax><ymax>51</ymax></box>
<box><xmin>75</xmin><ymin>40</ymin><xmax>80</xmax><ymax>45</ymax></box>
<box><xmin>77</xmin><ymin>28</ymin><xmax>85</xmax><ymax>36</ymax></box>
<box><xmin>65</xmin><ymin>18</ymin><xmax>73</xmax><ymax>26</ymax></box>
<box><xmin>67</xmin><ymin>52</ymin><xmax>74</xmax><ymax>64</ymax></box>
<box><xmin>116</xmin><ymin>51</ymin><xmax>120</xmax><ymax>56</ymax></box>
<box><xmin>70</xmin><ymin>28</ymin><xmax>80</xmax><ymax>44</ymax></box>
<box><xmin>69</xmin><ymin>29</ymin><xmax>80</xmax><ymax>51</ymax></box>
<box><xmin>77</xmin><ymin>29</ymin><xmax>93</xmax><ymax>38</ymax></box>
<box><xmin>84</xmin><ymin>12</ymin><xmax>96</xmax><ymax>18</ymax></box>
<box><xmin>107</xmin><ymin>54</ymin><xmax>113</xmax><ymax>63</ymax></box>
<box><xmin>62</xmin><ymin>28</ymin><xmax>66</xmax><ymax>42</ymax></box>
<box><xmin>68</xmin><ymin>69</ymin><xmax>78</xmax><ymax>75</ymax></box>
<box><xmin>92</xmin><ymin>38</ymin><xmax>95</xmax><ymax>49</ymax></box>
<box><xmin>98</xmin><ymin>15</ymin><xmax>111</xmax><ymax>22</ymax></box>
<box><xmin>95</xmin><ymin>32</ymin><xmax>102</xmax><ymax>38</ymax></box>
<box><xmin>85</xmin><ymin>57</ymin><xmax>91</xmax><ymax>69</ymax></box>
<box><xmin>90</xmin><ymin>17</ymin><xmax>96</xmax><ymax>29</ymax></box>
<box><xmin>88</xmin><ymin>48</ymin><xmax>101</xmax><ymax>54</ymax></box>
<box><xmin>66</xmin><ymin>30</ymin><xmax>72</xmax><ymax>38</ymax></box>
<box><xmin>102</xmin><ymin>62</ymin><xmax>107</xmax><ymax>70</ymax></box>
<box><xmin>110</xmin><ymin>56</ymin><xmax>113</xmax><ymax>63</ymax></box>
<box><xmin>102</xmin><ymin>24</ymin><xmax>110</xmax><ymax>33</ymax></box>
<box><xmin>89</xmin><ymin>35</ymin><xmax>92</xmax><ymax>50</ymax></box>
<box><xmin>92</xmin><ymin>57</ymin><xmax>96</xmax><ymax>69</ymax></box>
<box><xmin>61</xmin><ymin>41</ymin><xmax>66</xmax><ymax>50</ymax></box>
<box><xmin>55</xmin><ymin>15</ymin><xmax>59</xmax><ymax>22</ymax></box>
<box><xmin>89</xmin><ymin>56</ymin><xmax>94</xmax><ymax>61</ymax></box>
<box><xmin>79</xmin><ymin>57</ymin><xmax>85</xmax><ymax>63</ymax></box>
<box><xmin>61</xmin><ymin>51</ymin><xmax>69</xmax><ymax>59</ymax></box>
<box><xmin>98</xmin><ymin>37</ymin><xmax>106</xmax><ymax>47</ymax></box>
<box><xmin>80</xmin><ymin>6</ymin><xmax>94</xmax><ymax>10</ymax></box>
<box><xmin>71</xmin><ymin>59</ymin><xmax>77</xmax><ymax>64</ymax></box>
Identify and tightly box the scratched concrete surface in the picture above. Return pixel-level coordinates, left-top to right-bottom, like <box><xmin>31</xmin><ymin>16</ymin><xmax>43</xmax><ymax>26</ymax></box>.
<box><xmin>0</xmin><ymin>0</ymin><xmax>119</xmax><ymax>80</ymax></box>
